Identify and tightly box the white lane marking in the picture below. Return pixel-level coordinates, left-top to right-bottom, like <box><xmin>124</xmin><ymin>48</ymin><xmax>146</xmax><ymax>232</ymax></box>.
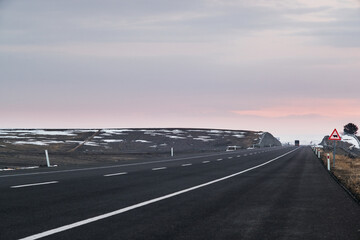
<box><xmin>181</xmin><ymin>164</ymin><xmax>192</xmax><ymax>167</ymax></box>
<box><xmin>237</xmin><ymin>155</ymin><xmax>241</xmax><ymax>158</ymax></box>
<box><xmin>104</xmin><ymin>172</ymin><xmax>128</xmax><ymax>177</ymax></box>
<box><xmin>19</xmin><ymin>148</ymin><xmax>299</xmax><ymax>240</ymax></box>
<box><xmin>0</xmin><ymin>150</ymin><xmax>255</xmax><ymax>178</ymax></box>
<box><xmin>228</xmin><ymin>157</ymin><xmax>233</xmax><ymax>159</ymax></box>
<box><xmin>244</xmin><ymin>154</ymin><xmax>247</xmax><ymax>156</ymax></box>
<box><xmin>217</xmin><ymin>159</ymin><xmax>223</xmax><ymax>161</ymax></box>
<box><xmin>152</xmin><ymin>167</ymin><xmax>167</xmax><ymax>171</ymax></box>
<box><xmin>11</xmin><ymin>181</ymin><xmax>58</xmax><ymax>189</ymax></box>
<box><xmin>202</xmin><ymin>161</ymin><xmax>210</xmax><ymax>164</ymax></box>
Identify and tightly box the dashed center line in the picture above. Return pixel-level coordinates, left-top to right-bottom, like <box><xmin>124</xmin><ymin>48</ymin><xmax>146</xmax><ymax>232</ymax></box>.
<box><xmin>202</xmin><ymin>161</ymin><xmax>210</xmax><ymax>164</ymax></box>
<box><xmin>19</xmin><ymin>148</ymin><xmax>298</xmax><ymax>240</ymax></box>
<box><xmin>228</xmin><ymin>157</ymin><xmax>233</xmax><ymax>159</ymax></box>
<box><xmin>237</xmin><ymin>155</ymin><xmax>241</xmax><ymax>157</ymax></box>
<box><xmin>181</xmin><ymin>164</ymin><xmax>192</xmax><ymax>167</ymax></box>
<box><xmin>217</xmin><ymin>158</ymin><xmax>223</xmax><ymax>161</ymax></box>
<box><xmin>11</xmin><ymin>181</ymin><xmax>59</xmax><ymax>189</ymax></box>
<box><xmin>104</xmin><ymin>172</ymin><xmax>128</xmax><ymax>177</ymax></box>
<box><xmin>152</xmin><ymin>167</ymin><xmax>167</xmax><ymax>171</ymax></box>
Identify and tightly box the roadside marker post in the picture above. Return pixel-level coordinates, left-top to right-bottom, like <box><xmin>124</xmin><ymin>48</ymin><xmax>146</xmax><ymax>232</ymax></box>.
<box><xmin>45</xmin><ymin>150</ymin><xmax>51</xmax><ymax>167</ymax></box>
<box><xmin>328</xmin><ymin>129</ymin><xmax>341</xmax><ymax>168</ymax></box>
<box><xmin>327</xmin><ymin>154</ymin><xmax>330</xmax><ymax>171</ymax></box>
<box><xmin>318</xmin><ymin>151</ymin><xmax>321</xmax><ymax>159</ymax></box>
<box><xmin>333</xmin><ymin>141</ymin><xmax>336</xmax><ymax>167</ymax></box>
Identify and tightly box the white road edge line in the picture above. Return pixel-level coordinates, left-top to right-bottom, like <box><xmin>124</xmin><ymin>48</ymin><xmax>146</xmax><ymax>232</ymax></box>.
<box><xmin>104</xmin><ymin>172</ymin><xmax>128</xmax><ymax>177</ymax></box>
<box><xmin>181</xmin><ymin>164</ymin><xmax>192</xmax><ymax>167</ymax></box>
<box><xmin>19</xmin><ymin>148</ymin><xmax>299</xmax><ymax>240</ymax></box>
<box><xmin>152</xmin><ymin>167</ymin><xmax>167</xmax><ymax>171</ymax></box>
<box><xmin>0</xmin><ymin>149</ymin><xmax>265</xmax><ymax>178</ymax></box>
<box><xmin>11</xmin><ymin>181</ymin><xmax>59</xmax><ymax>189</ymax></box>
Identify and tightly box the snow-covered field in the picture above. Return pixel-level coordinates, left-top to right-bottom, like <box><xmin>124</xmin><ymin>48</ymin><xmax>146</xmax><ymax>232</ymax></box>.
<box><xmin>0</xmin><ymin>128</ymin><xmax>267</xmax><ymax>153</ymax></box>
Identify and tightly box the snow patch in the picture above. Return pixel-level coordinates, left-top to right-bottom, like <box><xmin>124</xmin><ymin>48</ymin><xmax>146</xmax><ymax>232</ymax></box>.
<box><xmin>103</xmin><ymin>139</ymin><xmax>124</xmax><ymax>143</ymax></box>
<box><xmin>194</xmin><ymin>136</ymin><xmax>214</xmax><ymax>142</ymax></box>
<box><xmin>84</xmin><ymin>142</ymin><xmax>100</xmax><ymax>147</ymax></box>
<box><xmin>144</xmin><ymin>131</ymin><xmax>165</xmax><ymax>137</ymax></box>
<box><xmin>207</xmin><ymin>130</ymin><xmax>224</xmax><ymax>134</ymax></box>
<box><xmin>72</xmin><ymin>129</ymin><xmax>98</xmax><ymax>133</ymax></box>
<box><xmin>0</xmin><ymin>136</ymin><xmax>31</xmax><ymax>139</ymax></box>
<box><xmin>13</xmin><ymin>140</ymin><xmax>64</xmax><ymax>145</ymax></box>
<box><xmin>102</xmin><ymin>129</ymin><xmax>132</xmax><ymax>135</ymax></box>
<box><xmin>342</xmin><ymin>134</ymin><xmax>360</xmax><ymax>149</ymax></box>
<box><xmin>158</xmin><ymin>129</ymin><xmax>184</xmax><ymax>134</ymax></box>
<box><xmin>12</xmin><ymin>141</ymin><xmax>48</xmax><ymax>146</ymax></box>
<box><xmin>135</xmin><ymin>140</ymin><xmax>152</xmax><ymax>143</ymax></box>
<box><xmin>0</xmin><ymin>130</ymin><xmax>76</xmax><ymax>136</ymax></box>
<box><xmin>166</xmin><ymin>135</ymin><xmax>186</xmax><ymax>139</ymax></box>
<box><xmin>66</xmin><ymin>140</ymin><xmax>83</xmax><ymax>144</ymax></box>
<box><xmin>233</xmin><ymin>134</ymin><xmax>245</xmax><ymax>138</ymax></box>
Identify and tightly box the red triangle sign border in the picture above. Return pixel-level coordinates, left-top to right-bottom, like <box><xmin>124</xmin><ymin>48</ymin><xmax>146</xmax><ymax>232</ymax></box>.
<box><xmin>329</xmin><ymin>129</ymin><xmax>341</xmax><ymax>141</ymax></box>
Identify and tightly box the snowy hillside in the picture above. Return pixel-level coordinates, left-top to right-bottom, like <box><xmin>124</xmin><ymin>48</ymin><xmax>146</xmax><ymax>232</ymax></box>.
<box><xmin>0</xmin><ymin>128</ymin><xmax>281</xmax><ymax>154</ymax></box>
<box><xmin>341</xmin><ymin>134</ymin><xmax>360</xmax><ymax>149</ymax></box>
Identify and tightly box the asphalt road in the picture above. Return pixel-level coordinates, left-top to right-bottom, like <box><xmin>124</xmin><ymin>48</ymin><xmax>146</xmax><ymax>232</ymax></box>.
<box><xmin>1</xmin><ymin>146</ymin><xmax>360</xmax><ymax>239</ymax></box>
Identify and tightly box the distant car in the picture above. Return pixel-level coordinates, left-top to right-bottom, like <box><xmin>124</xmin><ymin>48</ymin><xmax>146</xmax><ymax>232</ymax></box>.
<box><xmin>295</xmin><ymin>140</ymin><xmax>300</xmax><ymax>146</ymax></box>
<box><xmin>226</xmin><ymin>146</ymin><xmax>237</xmax><ymax>151</ymax></box>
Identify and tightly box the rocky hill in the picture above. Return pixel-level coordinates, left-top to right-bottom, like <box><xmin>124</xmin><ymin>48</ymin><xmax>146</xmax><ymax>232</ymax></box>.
<box><xmin>0</xmin><ymin>128</ymin><xmax>282</xmax><ymax>168</ymax></box>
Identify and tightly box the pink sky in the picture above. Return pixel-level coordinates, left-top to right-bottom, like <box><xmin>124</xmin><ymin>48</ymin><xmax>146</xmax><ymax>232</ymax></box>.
<box><xmin>0</xmin><ymin>0</ymin><xmax>359</xmax><ymax>145</ymax></box>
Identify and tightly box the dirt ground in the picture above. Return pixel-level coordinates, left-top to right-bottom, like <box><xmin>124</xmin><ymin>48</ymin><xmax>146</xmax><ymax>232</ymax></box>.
<box><xmin>317</xmin><ymin>148</ymin><xmax>360</xmax><ymax>201</ymax></box>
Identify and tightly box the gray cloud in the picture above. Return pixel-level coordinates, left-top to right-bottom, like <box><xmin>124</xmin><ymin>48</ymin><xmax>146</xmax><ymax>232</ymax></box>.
<box><xmin>0</xmin><ymin>0</ymin><xmax>359</xmax><ymax>132</ymax></box>
<box><xmin>2</xmin><ymin>0</ymin><xmax>357</xmax><ymax>45</ymax></box>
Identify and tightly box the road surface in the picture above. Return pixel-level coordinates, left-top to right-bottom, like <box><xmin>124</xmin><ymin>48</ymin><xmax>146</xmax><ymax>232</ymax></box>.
<box><xmin>1</xmin><ymin>146</ymin><xmax>360</xmax><ymax>239</ymax></box>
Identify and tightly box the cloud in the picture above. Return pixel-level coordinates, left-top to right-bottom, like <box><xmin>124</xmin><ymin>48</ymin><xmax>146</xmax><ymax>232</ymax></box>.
<box><xmin>232</xmin><ymin>99</ymin><xmax>360</xmax><ymax>119</ymax></box>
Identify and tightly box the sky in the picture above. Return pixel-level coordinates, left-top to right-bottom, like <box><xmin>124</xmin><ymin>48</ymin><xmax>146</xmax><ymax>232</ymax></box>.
<box><xmin>1</xmin><ymin>0</ymin><xmax>360</xmax><ymax>145</ymax></box>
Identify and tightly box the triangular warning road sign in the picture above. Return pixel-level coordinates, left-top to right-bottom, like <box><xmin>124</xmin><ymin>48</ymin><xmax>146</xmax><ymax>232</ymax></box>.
<box><xmin>329</xmin><ymin>129</ymin><xmax>341</xmax><ymax>140</ymax></box>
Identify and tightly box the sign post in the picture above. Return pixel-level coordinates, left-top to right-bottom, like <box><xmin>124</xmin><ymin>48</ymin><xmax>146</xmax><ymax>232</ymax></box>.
<box><xmin>328</xmin><ymin>129</ymin><xmax>341</xmax><ymax>168</ymax></box>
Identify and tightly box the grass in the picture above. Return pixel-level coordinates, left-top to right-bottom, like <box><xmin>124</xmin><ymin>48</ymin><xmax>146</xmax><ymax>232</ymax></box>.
<box><xmin>317</xmin><ymin>148</ymin><xmax>360</xmax><ymax>201</ymax></box>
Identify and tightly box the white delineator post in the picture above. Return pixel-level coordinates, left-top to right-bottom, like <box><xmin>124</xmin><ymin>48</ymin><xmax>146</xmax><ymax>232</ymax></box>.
<box><xmin>318</xmin><ymin>151</ymin><xmax>321</xmax><ymax>159</ymax></box>
<box><xmin>45</xmin><ymin>150</ymin><xmax>51</xmax><ymax>167</ymax></box>
<box><xmin>171</xmin><ymin>147</ymin><xmax>174</xmax><ymax>157</ymax></box>
<box><xmin>327</xmin><ymin>153</ymin><xmax>330</xmax><ymax>171</ymax></box>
